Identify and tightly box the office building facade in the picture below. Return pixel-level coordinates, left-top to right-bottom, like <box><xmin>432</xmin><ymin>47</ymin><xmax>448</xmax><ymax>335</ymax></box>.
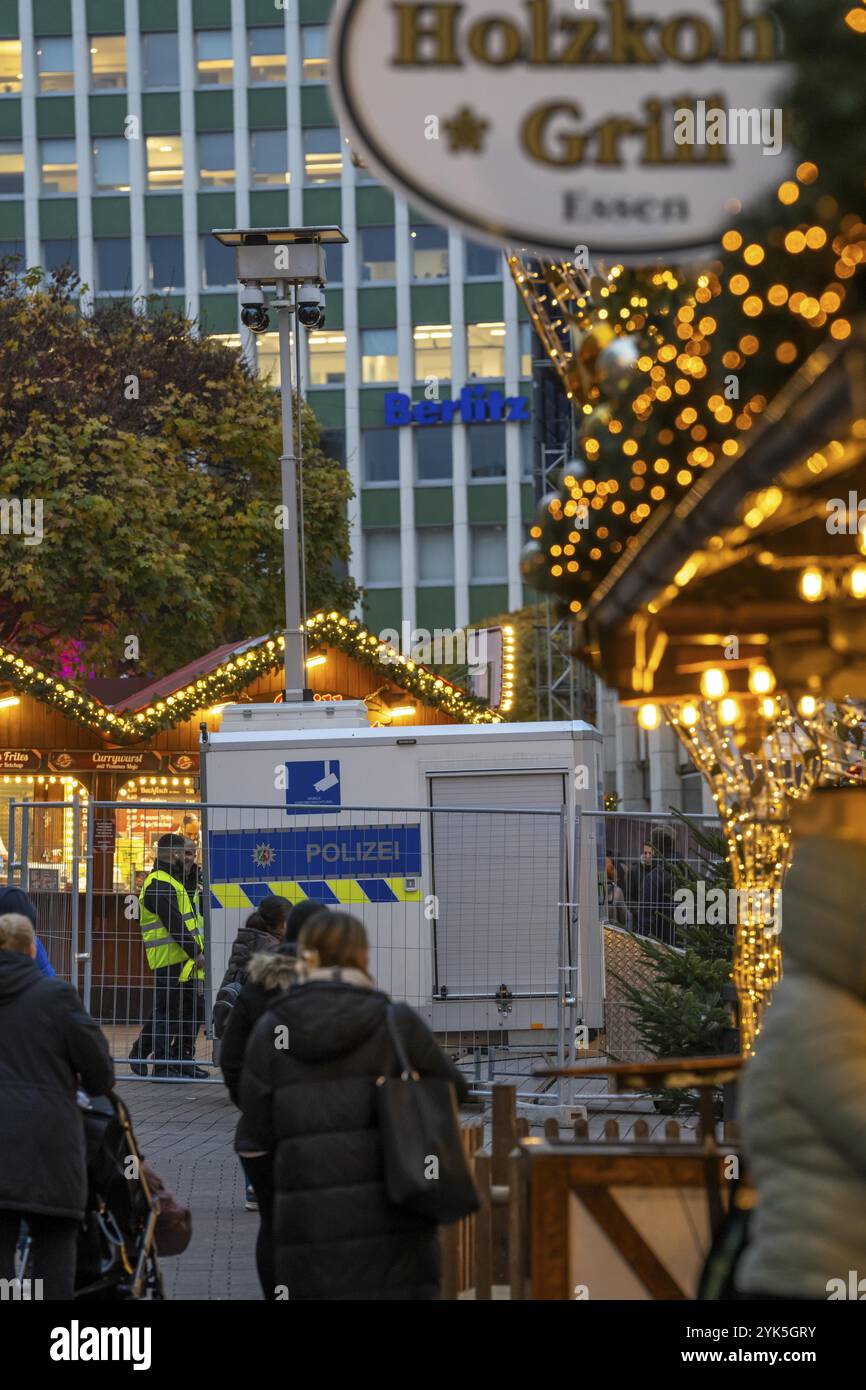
<box><xmin>0</xmin><ymin>0</ymin><xmax>537</xmax><ymax>637</ymax></box>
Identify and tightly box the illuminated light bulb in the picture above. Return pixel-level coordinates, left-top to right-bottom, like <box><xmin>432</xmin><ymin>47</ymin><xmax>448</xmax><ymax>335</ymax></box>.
<box><xmin>680</xmin><ymin>703</ymin><xmax>699</xmax><ymax>727</ymax></box>
<box><xmin>701</xmin><ymin>668</ymin><xmax>729</xmax><ymax>700</ymax></box>
<box><xmin>637</xmin><ymin>702</ymin><xmax>662</xmax><ymax>731</ymax></box>
<box><xmin>748</xmin><ymin>666</ymin><xmax>776</xmax><ymax>695</ymax></box>
<box><xmin>857</xmin><ymin>522</ymin><xmax>866</xmax><ymax>558</ymax></box>
<box><xmin>719</xmin><ymin>698</ymin><xmax>740</xmax><ymax>725</ymax></box>
<box><xmin>761</xmin><ymin>697</ymin><xmax>776</xmax><ymax>719</ymax></box>
<box><xmin>848</xmin><ymin>564</ymin><xmax>866</xmax><ymax>599</ymax></box>
<box><xmin>798</xmin><ymin>695</ymin><xmax>817</xmax><ymax>718</ymax></box>
<box><xmin>799</xmin><ymin>566</ymin><xmax>825</xmax><ymax>602</ymax></box>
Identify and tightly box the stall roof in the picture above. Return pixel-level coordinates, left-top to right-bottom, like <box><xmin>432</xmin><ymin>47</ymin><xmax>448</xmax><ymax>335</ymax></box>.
<box><xmin>0</xmin><ymin>614</ymin><xmax>501</xmax><ymax>743</ymax></box>
<box><xmin>577</xmin><ymin>325</ymin><xmax>866</xmax><ymax>702</ymax></box>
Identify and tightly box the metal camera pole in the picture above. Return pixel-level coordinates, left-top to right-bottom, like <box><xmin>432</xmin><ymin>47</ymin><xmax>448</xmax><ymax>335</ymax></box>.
<box><xmin>276</xmin><ymin>291</ymin><xmax>305</xmax><ymax>702</ymax></box>
<box><xmin>211</xmin><ymin>226</ymin><xmax>347</xmax><ymax>704</ymax></box>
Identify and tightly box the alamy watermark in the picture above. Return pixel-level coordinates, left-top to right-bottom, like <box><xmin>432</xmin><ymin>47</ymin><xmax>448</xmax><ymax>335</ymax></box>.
<box><xmin>0</xmin><ymin>497</ymin><xmax>43</xmax><ymax>545</ymax></box>
<box><xmin>674</xmin><ymin>882</ymin><xmax>781</xmax><ymax>934</ymax></box>
<box><xmin>674</xmin><ymin>101</ymin><xmax>784</xmax><ymax>157</ymax></box>
<box><xmin>378</xmin><ymin>623</ymin><xmax>488</xmax><ymax>673</ymax></box>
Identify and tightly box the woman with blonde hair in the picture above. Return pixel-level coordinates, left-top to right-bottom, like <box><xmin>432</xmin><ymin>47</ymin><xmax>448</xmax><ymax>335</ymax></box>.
<box><xmin>239</xmin><ymin>910</ymin><xmax>469</xmax><ymax>1300</ymax></box>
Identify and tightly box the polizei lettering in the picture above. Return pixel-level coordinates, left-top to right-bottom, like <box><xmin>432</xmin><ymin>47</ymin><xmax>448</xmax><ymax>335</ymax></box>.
<box><xmin>392</xmin><ymin>0</ymin><xmax>780</xmax><ymax>68</ymax></box>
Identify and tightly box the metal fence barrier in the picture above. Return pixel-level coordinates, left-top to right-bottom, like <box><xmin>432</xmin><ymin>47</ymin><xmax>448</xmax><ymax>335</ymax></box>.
<box><xmin>4</xmin><ymin>800</ymin><xmax>723</xmax><ymax>1091</ymax></box>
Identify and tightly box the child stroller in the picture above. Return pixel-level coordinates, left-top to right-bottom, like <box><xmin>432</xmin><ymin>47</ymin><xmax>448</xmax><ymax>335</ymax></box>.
<box><xmin>17</xmin><ymin>1092</ymin><xmax>167</xmax><ymax>1300</ymax></box>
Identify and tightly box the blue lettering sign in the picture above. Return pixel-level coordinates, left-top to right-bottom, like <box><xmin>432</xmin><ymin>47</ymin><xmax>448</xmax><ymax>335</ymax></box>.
<box><xmin>383</xmin><ymin>386</ymin><xmax>530</xmax><ymax>427</ymax></box>
<box><xmin>208</xmin><ymin>826</ymin><xmax>422</xmax><ymax>881</ymax></box>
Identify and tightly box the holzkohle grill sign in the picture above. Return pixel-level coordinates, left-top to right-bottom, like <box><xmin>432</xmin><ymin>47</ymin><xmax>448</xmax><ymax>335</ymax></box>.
<box><xmin>329</xmin><ymin>0</ymin><xmax>788</xmax><ymax>257</ymax></box>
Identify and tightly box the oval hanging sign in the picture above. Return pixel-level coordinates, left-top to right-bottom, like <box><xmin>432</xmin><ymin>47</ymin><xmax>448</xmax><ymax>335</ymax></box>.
<box><xmin>329</xmin><ymin>0</ymin><xmax>790</xmax><ymax>259</ymax></box>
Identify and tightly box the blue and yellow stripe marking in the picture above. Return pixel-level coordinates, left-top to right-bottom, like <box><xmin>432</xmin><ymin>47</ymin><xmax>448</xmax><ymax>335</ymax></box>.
<box><xmin>210</xmin><ymin>878</ymin><xmax>422</xmax><ymax>909</ymax></box>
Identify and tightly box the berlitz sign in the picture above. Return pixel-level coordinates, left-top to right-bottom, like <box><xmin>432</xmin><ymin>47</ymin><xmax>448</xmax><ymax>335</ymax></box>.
<box><xmin>329</xmin><ymin>0</ymin><xmax>789</xmax><ymax>258</ymax></box>
<box><xmin>384</xmin><ymin>384</ymin><xmax>530</xmax><ymax>425</ymax></box>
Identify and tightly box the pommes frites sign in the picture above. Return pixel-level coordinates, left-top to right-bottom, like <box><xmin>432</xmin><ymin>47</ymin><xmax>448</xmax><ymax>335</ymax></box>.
<box><xmin>329</xmin><ymin>0</ymin><xmax>789</xmax><ymax>258</ymax></box>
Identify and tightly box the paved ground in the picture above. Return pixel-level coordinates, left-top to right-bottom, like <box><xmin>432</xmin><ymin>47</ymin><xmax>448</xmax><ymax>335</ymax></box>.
<box><xmin>115</xmin><ymin>1056</ymin><xmax>700</xmax><ymax>1301</ymax></box>
<box><xmin>116</xmin><ymin>1078</ymin><xmax>261</xmax><ymax>1301</ymax></box>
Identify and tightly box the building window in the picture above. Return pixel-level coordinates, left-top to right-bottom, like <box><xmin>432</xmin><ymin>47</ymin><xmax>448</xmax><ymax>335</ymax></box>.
<box><xmin>248</xmin><ymin>28</ymin><xmax>286</xmax><ymax>84</ymax></box>
<box><xmin>471</xmin><ymin>525</ymin><xmax>508</xmax><ymax>581</ymax></box>
<box><xmin>307</xmin><ymin>330</ymin><xmax>346</xmax><ymax>386</ymax></box>
<box><xmin>0</xmin><ymin>40</ymin><xmax>22</xmax><ymax>94</ymax></box>
<box><xmin>418</xmin><ymin>528</ymin><xmax>454</xmax><ymax>584</ymax></box>
<box><xmin>0</xmin><ymin>239</ymin><xmax>24</xmax><ymax>265</ymax></box>
<box><xmin>359</xmin><ymin>226</ymin><xmax>395</xmax><ymax>283</ymax></box>
<box><xmin>321</xmin><ymin>428</ymin><xmax>346</xmax><ymax>466</ymax></box>
<box><xmin>89</xmin><ymin>35</ymin><xmax>126</xmax><ymax>90</ymax></box>
<box><xmin>301</xmin><ymin>25</ymin><xmax>328</xmax><ymax>81</ymax></box>
<box><xmin>411</xmin><ymin>223</ymin><xmax>448</xmax><ymax>280</ymax></box>
<box><xmin>416</xmin><ymin>427</ymin><xmax>452</xmax><ymax>483</ymax></box>
<box><xmin>91</xmin><ymin>137</ymin><xmax>129</xmax><ymax>194</ymax></box>
<box><xmin>0</xmin><ymin>141</ymin><xmax>24</xmax><ymax>195</ymax></box>
<box><xmin>414</xmin><ymin>324</ymin><xmax>452</xmax><ymax>381</ymax></box>
<box><xmin>254</xmin><ymin>331</ymin><xmax>297</xmax><ymax>390</ymax></box>
<box><xmin>95</xmin><ymin>237</ymin><xmax>131</xmax><ymax>294</ymax></box>
<box><xmin>303</xmin><ymin>127</ymin><xmax>342</xmax><ymax>184</ymax></box>
<box><xmin>362</xmin><ymin>428</ymin><xmax>399</xmax><ymax>484</ymax></box>
<box><xmin>249</xmin><ymin>130</ymin><xmax>288</xmax><ymax>187</ymax></box>
<box><xmin>365</xmin><ymin>530</ymin><xmax>401</xmax><ymax>586</ymax></box>
<box><xmin>200</xmin><ymin>234</ymin><xmax>236</xmax><ymax>289</ymax></box>
<box><xmin>465</xmin><ymin>239</ymin><xmax>501</xmax><ymax>278</ymax></box>
<box><xmin>43</xmin><ymin>238</ymin><xmax>79</xmax><ymax>275</ymax></box>
<box><xmin>36</xmin><ymin>37</ymin><xmax>74</xmax><ymax>93</ymax></box>
<box><xmin>198</xmin><ymin>132</ymin><xmax>235</xmax><ymax>189</ymax></box>
<box><xmin>325</xmin><ymin>243</ymin><xmax>343</xmax><ymax>284</ymax></box>
<box><xmin>142</xmin><ymin>33</ymin><xmax>179</xmax><ymax>89</ymax></box>
<box><xmin>361</xmin><ymin>328</ymin><xmax>397</xmax><ymax>384</ymax></box>
<box><xmin>148</xmin><ymin>235</ymin><xmax>184</xmax><ymax>292</ymax></box>
<box><xmin>146</xmin><ymin>135</ymin><xmax>183</xmax><ymax>190</ymax></box>
<box><xmin>521</xmin><ymin>422</ymin><xmax>534</xmax><ymax>478</ymax></box>
<box><xmin>469</xmin><ymin>423</ymin><xmax>507</xmax><ymax>479</ymax></box>
<box><xmin>39</xmin><ymin>139</ymin><xmax>76</xmax><ymax>195</ymax></box>
<box><xmin>196</xmin><ymin>30</ymin><xmax>233</xmax><ymax>86</ymax></box>
<box><xmin>520</xmin><ymin>321</ymin><xmax>536</xmax><ymax>377</ymax></box>
<box><xmin>467</xmin><ymin>322</ymin><xmax>506</xmax><ymax>378</ymax></box>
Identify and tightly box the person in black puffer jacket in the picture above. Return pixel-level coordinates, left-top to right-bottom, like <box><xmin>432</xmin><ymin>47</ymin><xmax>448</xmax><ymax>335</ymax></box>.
<box><xmin>239</xmin><ymin>910</ymin><xmax>470</xmax><ymax>1301</ymax></box>
<box><xmin>212</xmin><ymin>895</ymin><xmax>292</xmax><ymax>1041</ymax></box>
<box><xmin>0</xmin><ymin>912</ymin><xmax>114</xmax><ymax>1299</ymax></box>
<box><xmin>221</xmin><ymin>898</ymin><xmax>325</xmax><ymax>1294</ymax></box>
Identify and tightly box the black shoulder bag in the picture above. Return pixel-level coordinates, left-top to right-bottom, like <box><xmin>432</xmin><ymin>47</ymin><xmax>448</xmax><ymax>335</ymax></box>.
<box><xmin>376</xmin><ymin>1005</ymin><xmax>479</xmax><ymax>1225</ymax></box>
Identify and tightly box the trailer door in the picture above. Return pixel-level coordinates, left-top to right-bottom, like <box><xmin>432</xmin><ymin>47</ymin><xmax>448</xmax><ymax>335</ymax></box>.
<box><xmin>428</xmin><ymin>772</ymin><xmax>566</xmax><ymax>1033</ymax></box>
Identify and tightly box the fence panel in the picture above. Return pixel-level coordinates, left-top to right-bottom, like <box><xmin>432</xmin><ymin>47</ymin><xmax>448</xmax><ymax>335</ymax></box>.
<box><xmin>4</xmin><ymin>800</ymin><xmax>726</xmax><ymax>1082</ymax></box>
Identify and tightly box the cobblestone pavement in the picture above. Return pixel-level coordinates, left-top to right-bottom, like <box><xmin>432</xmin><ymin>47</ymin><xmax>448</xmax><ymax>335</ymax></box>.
<box><xmin>115</xmin><ymin>1078</ymin><xmax>261</xmax><ymax>1301</ymax></box>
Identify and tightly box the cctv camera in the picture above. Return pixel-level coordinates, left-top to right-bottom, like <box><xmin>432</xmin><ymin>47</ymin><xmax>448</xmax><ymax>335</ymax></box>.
<box><xmin>239</xmin><ymin>282</ymin><xmax>270</xmax><ymax>333</ymax></box>
<box><xmin>241</xmin><ymin>303</ymin><xmax>270</xmax><ymax>333</ymax></box>
<box><xmin>297</xmin><ymin>285</ymin><xmax>326</xmax><ymax>331</ymax></box>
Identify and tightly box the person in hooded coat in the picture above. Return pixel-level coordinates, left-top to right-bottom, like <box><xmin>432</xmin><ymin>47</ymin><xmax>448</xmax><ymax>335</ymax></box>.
<box><xmin>736</xmin><ymin>800</ymin><xmax>866</xmax><ymax>1299</ymax></box>
<box><xmin>212</xmin><ymin>894</ymin><xmax>293</xmax><ymax>1041</ymax></box>
<box><xmin>220</xmin><ymin>899</ymin><xmax>325</xmax><ymax>1291</ymax></box>
<box><xmin>0</xmin><ymin>886</ymin><xmax>55</xmax><ymax>977</ymax></box>
<box><xmin>239</xmin><ymin>910</ymin><xmax>469</xmax><ymax>1301</ymax></box>
<box><xmin>0</xmin><ymin>912</ymin><xmax>114</xmax><ymax>1299</ymax></box>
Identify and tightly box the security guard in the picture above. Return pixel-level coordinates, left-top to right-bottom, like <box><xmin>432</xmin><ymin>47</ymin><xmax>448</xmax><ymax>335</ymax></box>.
<box><xmin>130</xmin><ymin>833</ymin><xmax>206</xmax><ymax>1079</ymax></box>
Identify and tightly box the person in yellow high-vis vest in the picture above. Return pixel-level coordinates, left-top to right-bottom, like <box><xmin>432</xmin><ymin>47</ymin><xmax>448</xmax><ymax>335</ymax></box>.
<box><xmin>129</xmin><ymin>833</ymin><xmax>206</xmax><ymax>1079</ymax></box>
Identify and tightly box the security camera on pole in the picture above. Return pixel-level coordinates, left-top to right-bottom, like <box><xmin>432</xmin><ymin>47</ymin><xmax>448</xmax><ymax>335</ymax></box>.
<box><xmin>212</xmin><ymin>226</ymin><xmax>347</xmax><ymax>702</ymax></box>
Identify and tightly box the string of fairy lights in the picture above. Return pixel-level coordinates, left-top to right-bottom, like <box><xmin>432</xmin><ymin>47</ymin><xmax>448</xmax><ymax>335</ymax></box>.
<box><xmin>0</xmin><ymin>617</ymin><xmax>502</xmax><ymax>742</ymax></box>
<box><xmin>514</xmin><ymin>161</ymin><xmax>866</xmax><ymax>614</ymax></box>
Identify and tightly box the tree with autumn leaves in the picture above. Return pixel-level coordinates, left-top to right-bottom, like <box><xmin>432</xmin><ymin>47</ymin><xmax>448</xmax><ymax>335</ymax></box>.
<box><xmin>0</xmin><ymin>264</ymin><xmax>357</xmax><ymax>677</ymax></box>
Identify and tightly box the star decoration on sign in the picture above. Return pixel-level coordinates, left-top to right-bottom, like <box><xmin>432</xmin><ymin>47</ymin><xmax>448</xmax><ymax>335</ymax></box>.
<box><xmin>252</xmin><ymin>842</ymin><xmax>276</xmax><ymax>868</ymax></box>
<box><xmin>443</xmin><ymin>106</ymin><xmax>490</xmax><ymax>153</ymax></box>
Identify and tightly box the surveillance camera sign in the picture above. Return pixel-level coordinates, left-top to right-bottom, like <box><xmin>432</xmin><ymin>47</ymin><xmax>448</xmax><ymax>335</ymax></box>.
<box><xmin>284</xmin><ymin>759</ymin><xmax>341</xmax><ymax>812</ymax></box>
<box><xmin>328</xmin><ymin>0</ymin><xmax>790</xmax><ymax>258</ymax></box>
